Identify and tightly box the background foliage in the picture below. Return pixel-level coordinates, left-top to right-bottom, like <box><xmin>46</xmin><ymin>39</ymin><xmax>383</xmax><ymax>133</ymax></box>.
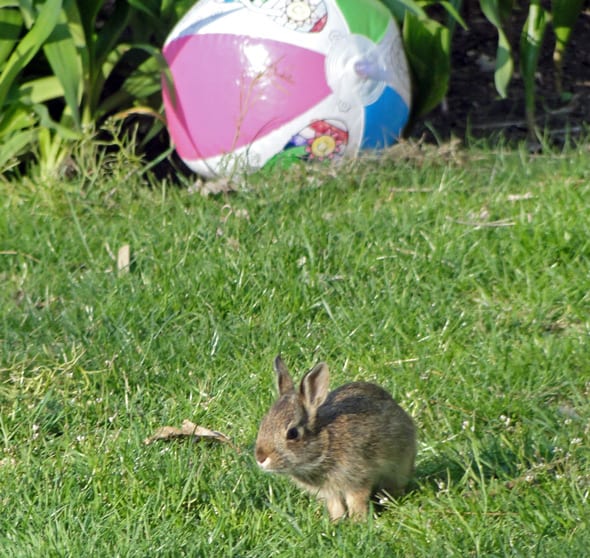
<box><xmin>0</xmin><ymin>0</ymin><xmax>192</xmax><ymax>176</ymax></box>
<box><xmin>387</xmin><ymin>0</ymin><xmax>586</xmax><ymax>132</ymax></box>
<box><xmin>0</xmin><ymin>0</ymin><xmax>586</xmax><ymax>177</ymax></box>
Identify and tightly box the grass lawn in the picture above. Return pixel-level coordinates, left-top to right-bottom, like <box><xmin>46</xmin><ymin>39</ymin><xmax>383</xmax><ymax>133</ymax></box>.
<box><xmin>1</xmin><ymin>141</ymin><xmax>589</xmax><ymax>556</ymax></box>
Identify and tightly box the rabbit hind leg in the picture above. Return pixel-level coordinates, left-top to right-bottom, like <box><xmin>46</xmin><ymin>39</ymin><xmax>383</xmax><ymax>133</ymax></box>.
<box><xmin>324</xmin><ymin>495</ymin><xmax>346</xmax><ymax>520</ymax></box>
<box><xmin>344</xmin><ymin>487</ymin><xmax>371</xmax><ymax>519</ymax></box>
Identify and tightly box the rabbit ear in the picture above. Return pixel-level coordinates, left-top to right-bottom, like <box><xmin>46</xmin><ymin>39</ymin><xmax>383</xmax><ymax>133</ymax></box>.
<box><xmin>300</xmin><ymin>362</ymin><xmax>329</xmax><ymax>412</ymax></box>
<box><xmin>274</xmin><ymin>355</ymin><xmax>294</xmax><ymax>395</ymax></box>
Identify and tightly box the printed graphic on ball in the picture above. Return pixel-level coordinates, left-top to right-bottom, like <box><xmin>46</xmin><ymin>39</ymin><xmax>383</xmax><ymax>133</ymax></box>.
<box><xmin>250</xmin><ymin>0</ymin><xmax>328</xmax><ymax>33</ymax></box>
<box><xmin>283</xmin><ymin>119</ymin><xmax>349</xmax><ymax>160</ymax></box>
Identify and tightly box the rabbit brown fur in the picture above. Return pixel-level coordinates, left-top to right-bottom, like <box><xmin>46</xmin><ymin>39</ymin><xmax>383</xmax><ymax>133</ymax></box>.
<box><xmin>255</xmin><ymin>356</ymin><xmax>416</xmax><ymax>520</ymax></box>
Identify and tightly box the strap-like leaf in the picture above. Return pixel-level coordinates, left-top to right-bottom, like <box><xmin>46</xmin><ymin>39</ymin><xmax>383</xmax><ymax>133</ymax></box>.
<box><xmin>520</xmin><ymin>0</ymin><xmax>548</xmax><ymax>133</ymax></box>
<box><xmin>0</xmin><ymin>7</ymin><xmax>22</xmax><ymax>66</ymax></box>
<box><xmin>403</xmin><ymin>12</ymin><xmax>451</xmax><ymax>117</ymax></box>
<box><xmin>380</xmin><ymin>0</ymin><xmax>426</xmax><ymax>22</ymax></box>
<box><xmin>551</xmin><ymin>0</ymin><xmax>583</xmax><ymax>94</ymax></box>
<box><xmin>480</xmin><ymin>0</ymin><xmax>514</xmax><ymax>98</ymax></box>
<box><xmin>44</xmin><ymin>14</ymin><xmax>83</xmax><ymax>129</ymax></box>
<box><xmin>0</xmin><ymin>0</ymin><xmax>62</xmax><ymax>108</ymax></box>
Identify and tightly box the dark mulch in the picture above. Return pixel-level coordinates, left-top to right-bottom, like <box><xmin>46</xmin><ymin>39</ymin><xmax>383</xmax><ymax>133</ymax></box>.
<box><xmin>410</xmin><ymin>2</ymin><xmax>590</xmax><ymax>145</ymax></box>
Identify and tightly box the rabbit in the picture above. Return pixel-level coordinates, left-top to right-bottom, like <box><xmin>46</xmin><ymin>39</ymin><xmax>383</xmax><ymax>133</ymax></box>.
<box><xmin>255</xmin><ymin>355</ymin><xmax>416</xmax><ymax>520</ymax></box>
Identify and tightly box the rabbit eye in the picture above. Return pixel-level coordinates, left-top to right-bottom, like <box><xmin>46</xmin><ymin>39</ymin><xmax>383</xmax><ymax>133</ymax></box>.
<box><xmin>286</xmin><ymin>427</ymin><xmax>299</xmax><ymax>440</ymax></box>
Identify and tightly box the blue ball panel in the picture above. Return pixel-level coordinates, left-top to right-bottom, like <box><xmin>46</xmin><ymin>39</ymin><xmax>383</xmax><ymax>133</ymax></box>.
<box><xmin>362</xmin><ymin>86</ymin><xmax>409</xmax><ymax>149</ymax></box>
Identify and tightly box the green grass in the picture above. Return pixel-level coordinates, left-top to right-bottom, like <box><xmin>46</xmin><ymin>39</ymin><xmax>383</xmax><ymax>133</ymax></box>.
<box><xmin>1</xmin><ymin>141</ymin><xmax>589</xmax><ymax>556</ymax></box>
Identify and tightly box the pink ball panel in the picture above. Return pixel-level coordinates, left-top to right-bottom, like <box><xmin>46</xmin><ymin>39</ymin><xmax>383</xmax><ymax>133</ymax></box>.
<box><xmin>163</xmin><ymin>34</ymin><xmax>332</xmax><ymax>160</ymax></box>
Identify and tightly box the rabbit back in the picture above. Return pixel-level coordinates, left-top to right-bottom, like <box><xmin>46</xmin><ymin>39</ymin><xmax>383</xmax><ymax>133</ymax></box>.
<box><xmin>314</xmin><ymin>381</ymin><xmax>416</xmax><ymax>497</ymax></box>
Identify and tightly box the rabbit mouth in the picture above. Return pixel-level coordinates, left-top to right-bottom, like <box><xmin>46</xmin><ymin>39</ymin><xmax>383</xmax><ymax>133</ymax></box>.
<box><xmin>257</xmin><ymin>456</ymin><xmax>291</xmax><ymax>474</ymax></box>
<box><xmin>257</xmin><ymin>456</ymin><xmax>277</xmax><ymax>472</ymax></box>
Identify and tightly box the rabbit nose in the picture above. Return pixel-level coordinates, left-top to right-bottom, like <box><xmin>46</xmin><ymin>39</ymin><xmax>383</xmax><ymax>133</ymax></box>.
<box><xmin>256</xmin><ymin>446</ymin><xmax>269</xmax><ymax>469</ymax></box>
<box><xmin>255</xmin><ymin>446</ymin><xmax>267</xmax><ymax>464</ymax></box>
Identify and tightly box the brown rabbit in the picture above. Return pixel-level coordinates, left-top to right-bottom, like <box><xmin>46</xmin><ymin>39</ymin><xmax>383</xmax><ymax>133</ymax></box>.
<box><xmin>255</xmin><ymin>356</ymin><xmax>416</xmax><ymax>520</ymax></box>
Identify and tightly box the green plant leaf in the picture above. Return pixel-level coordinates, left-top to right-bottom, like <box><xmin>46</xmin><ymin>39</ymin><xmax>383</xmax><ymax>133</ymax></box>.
<box><xmin>440</xmin><ymin>1</ymin><xmax>468</xmax><ymax>31</ymax></box>
<box><xmin>0</xmin><ymin>103</ymin><xmax>37</xmax><ymax>171</ymax></box>
<box><xmin>0</xmin><ymin>0</ymin><xmax>34</xmax><ymax>26</ymax></box>
<box><xmin>97</xmin><ymin>43</ymin><xmax>170</xmax><ymax>119</ymax></box>
<box><xmin>402</xmin><ymin>11</ymin><xmax>451</xmax><ymax>117</ymax></box>
<box><xmin>0</xmin><ymin>7</ymin><xmax>22</xmax><ymax>66</ymax></box>
<box><xmin>0</xmin><ymin>0</ymin><xmax>62</xmax><ymax>109</ymax></box>
<box><xmin>36</xmin><ymin>125</ymin><xmax>72</xmax><ymax>179</ymax></box>
<box><xmin>551</xmin><ymin>0</ymin><xmax>584</xmax><ymax>95</ymax></box>
<box><xmin>497</xmin><ymin>0</ymin><xmax>514</xmax><ymax>22</ymax></box>
<box><xmin>0</xmin><ymin>127</ymin><xmax>36</xmax><ymax>172</ymax></box>
<box><xmin>0</xmin><ymin>102</ymin><xmax>36</xmax><ymax>136</ymax></box>
<box><xmin>32</xmin><ymin>102</ymin><xmax>82</xmax><ymax>141</ymax></box>
<box><xmin>552</xmin><ymin>0</ymin><xmax>584</xmax><ymax>48</ymax></box>
<box><xmin>76</xmin><ymin>0</ymin><xmax>102</xmax><ymax>66</ymax></box>
<box><xmin>43</xmin><ymin>11</ymin><xmax>83</xmax><ymax>129</ymax></box>
<box><xmin>127</xmin><ymin>0</ymin><xmax>159</xmax><ymax>20</ymax></box>
<box><xmin>380</xmin><ymin>0</ymin><xmax>427</xmax><ymax>22</ymax></box>
<box><xmin>85</xmin><ymin>0</ymin><xmax>130</xmax><ymax>119</ymax></box>
<box><xmin>520</xmin><ymin>0</ymin><xmax>548</xmax><ymax>133</ymax></box>
<box><xmin>17</xmin><ymin>76</ymin><xmax>65</xmax><ymax>104</ymax></box>
<box><xmin>94</xmin><ymin>0</ymin><xmax>130</xmax><ymax>67</ymax></box>
<box><xmin>479</xmin><ymin>0</ymin><xmax>514</xmax><ymax>98</ymax></box>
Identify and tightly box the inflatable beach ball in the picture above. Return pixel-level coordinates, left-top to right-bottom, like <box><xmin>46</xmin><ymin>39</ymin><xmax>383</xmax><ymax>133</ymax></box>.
<box><xmin>162</xmin><ymin>0</ymin><xmax>411</xmax><ymax>178</ymax></box>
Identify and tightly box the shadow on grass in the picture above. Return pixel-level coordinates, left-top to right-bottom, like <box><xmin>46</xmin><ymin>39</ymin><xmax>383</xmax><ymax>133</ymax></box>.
<box><xmin>408</xmin><ymin>432</ymin><xmax>564</xmax><ymax>499</ymax></box>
